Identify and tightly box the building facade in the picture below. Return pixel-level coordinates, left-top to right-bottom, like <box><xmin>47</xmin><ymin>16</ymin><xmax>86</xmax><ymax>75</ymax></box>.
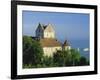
<box><xmin>35</xmin><ymin>23</ymin><xmax>71</xmax><ymax>57</ymax></box>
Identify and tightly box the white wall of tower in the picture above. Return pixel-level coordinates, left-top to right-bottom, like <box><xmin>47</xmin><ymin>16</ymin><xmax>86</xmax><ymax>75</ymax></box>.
<box><xmin>43</xmin><ymin>32</ymin><xmax>55</xmax><ymax>38</ymax></box>
<box><xmin>43</xmin><ymin>47</ymin><xmax>62</xmax><ymax>57</ymax></box>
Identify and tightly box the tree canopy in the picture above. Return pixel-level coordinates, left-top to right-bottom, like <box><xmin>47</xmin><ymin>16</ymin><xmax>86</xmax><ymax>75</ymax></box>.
<box><xmin>23</xmin><ymin>36</ymin><xmax>43</xmax><ymax>68</ymax></box>
<box><xmin>23</xmin><ymin>36</ymin><xmax>89</xmax><ymax>68</ymax></box>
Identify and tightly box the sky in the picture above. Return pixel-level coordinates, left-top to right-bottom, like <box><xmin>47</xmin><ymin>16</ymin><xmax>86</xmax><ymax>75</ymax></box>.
<box><xmin>22</xmin><ymin>11</ymin><xmax>90</xmax><ymax>41</ymax></box>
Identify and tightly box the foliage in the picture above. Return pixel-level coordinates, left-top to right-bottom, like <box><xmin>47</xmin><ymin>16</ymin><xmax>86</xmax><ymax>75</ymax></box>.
<box><xmin>23</xmin><ymin>36</ymin><xmax>89</xmax><ymax>68</ymax></box>
<box><xmin>23</xmin><ymin>36</ymin><xmax>43</xmax><ymax>68</ymax></box>
<box><xmin>79</xmin><ymin>56</ymin><xmax>89</xmax><ymax>66</ymax></box>
<box><xmin>53</xmin><ymin>49</ymin><xmax>82</xmax><ymax>66</ymax></box>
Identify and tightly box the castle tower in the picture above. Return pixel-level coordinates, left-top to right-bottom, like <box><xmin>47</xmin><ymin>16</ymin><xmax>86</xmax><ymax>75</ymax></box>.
<box><xmin>35</xmin><ymin>23</ymin><xmax>71</xmax><ymax>57</ymax></box>
<box><xmin>43</xmin><ymin>24</ymin><xmax>55</xmax><ymax>39</ymax></box>
<box><xmin>35</xmin><ymin>23</ymin><xmax>44</xmax><ymax>38</ymax></box>
<box><xmin>36</xmin><ymin>23</ymin><xmax>55</xmax><ymax>39</ymax></box>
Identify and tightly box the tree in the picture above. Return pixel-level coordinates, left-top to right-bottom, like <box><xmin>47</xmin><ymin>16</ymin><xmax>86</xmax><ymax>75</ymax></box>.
<box><xmin>23</xmin><ymin>36</ymin><xmax>89</xmax><ymax>68</ymax></box>
<box><xmin>79</xmin><ymin>56</ymin><xmax>89</xmax><ymax>66</ymax></box>
<box><xmin>53</xmin><ymin>50</ymin><xmax>72</xmax><ymax>66</ymax></box>
<box><xmin>23</xmin><ymin>36</ymin><xmax>43</xmax><ymax>68</ymax></box>
<box><xmin>70</xmin><ymin>49</ymin><xmax>81</xmax><ymax>66</ymax></box>
<box><xmin>53</xmin><ymin>49</ymin><xmax>81</xmax><ymax>67</ymax></box>
<box><xmin>41</xmin><ymin>56</ymin><xmax>54</xmax><ymax>67</ymax></box>
<box><xmin>53</xmin><ymin>50</ymin><xmax>64</xmax><ymax>66</ymax></box>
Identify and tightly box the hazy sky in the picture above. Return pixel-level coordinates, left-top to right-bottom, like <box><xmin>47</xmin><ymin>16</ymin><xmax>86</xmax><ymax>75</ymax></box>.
<box><xmin>22</xmin><ymin>11</ymin><xmax>89</xmax><ymax>41</ymax></box>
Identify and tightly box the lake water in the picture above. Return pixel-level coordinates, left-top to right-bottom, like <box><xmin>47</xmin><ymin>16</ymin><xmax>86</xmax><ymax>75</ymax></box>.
<box><xmin>70</xmin><ymin>39</ymin><xmax>90</xmax><ymax>60</ymax></box>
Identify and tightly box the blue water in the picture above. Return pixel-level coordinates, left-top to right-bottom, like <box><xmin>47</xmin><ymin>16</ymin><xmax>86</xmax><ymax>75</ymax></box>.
<box><xmin>70</xmin><ymin>39</ymin><xmax>90</xmax><ymax>60</ymax></box>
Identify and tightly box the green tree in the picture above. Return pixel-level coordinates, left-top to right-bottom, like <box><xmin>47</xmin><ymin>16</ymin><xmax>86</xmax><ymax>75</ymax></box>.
<box><xmin>23</xmin><ymin>36</ymin><xmax>43</xmax><ymax>68</ymax></box>
<box><xmin>53</xmin><ymin>50</ymin><xmax>65</xmax><ymax>66</ymax></box>
<box><xmin>53</xmin><ymin>50</ymin><xmax>72</xmax><ymax>66</ymax></box>
<box><xmin>23</xmin><ymin>36</ymin><xmax>89</xmax><ymax>68</ymax></box>
<box><xmin>70</xmin><ymin>49</ymin><xmax>81</xmax><ymax>66</ymax></box>
<box><xmin>53</xmin><ymin>49</ymin><xmax>81</xmax><ymax>67</ymax></box>
<box><xmin>41</xmin><ymin>56</ymin><xmax>54</xmax><ymax>67</ymax></box>
<box><xmin>79</xmin><ymin>56</ymin><xmax>89</xmax><ymax>66</ymax></box>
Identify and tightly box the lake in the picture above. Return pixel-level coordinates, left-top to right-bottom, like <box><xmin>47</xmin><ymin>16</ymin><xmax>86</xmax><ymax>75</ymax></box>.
<box><xmin>70</xmin><ymin>39</ymin><xmax>90</xmax><ymax>60</ymax></box>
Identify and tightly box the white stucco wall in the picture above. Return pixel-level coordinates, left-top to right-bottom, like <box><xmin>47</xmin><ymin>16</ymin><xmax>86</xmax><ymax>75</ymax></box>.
<box><xmin>43</xmin><ymin>46</ymin><xmax>71</xmax><ymax>57</ymax></box>
<box><xmin>43</xmin><ymin>32</ymin><xmax>55</xmax><ymax>38</ymax></box>
<box><xmin>43</xmin><ymin>47</ymin><xmax>62</xmax><ymax>57</ymax></box>
<box><xmin>64</xmin><ymin>46</ymin><xmax>71</xmax><ymax>50</ymax></box>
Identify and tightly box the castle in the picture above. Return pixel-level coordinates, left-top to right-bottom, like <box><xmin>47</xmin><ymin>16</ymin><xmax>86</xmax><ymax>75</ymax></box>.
<box><xmin>35</xmin><ymin>23</ymin><xmax>71</xmax><ymax>57</ymax></box>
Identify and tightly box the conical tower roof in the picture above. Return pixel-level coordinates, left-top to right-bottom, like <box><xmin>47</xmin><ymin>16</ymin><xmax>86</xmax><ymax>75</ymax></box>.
<box><xmin>63</xmin><ymin>40</ymin><xmax>70</xmax><ymax>46</ymax></box>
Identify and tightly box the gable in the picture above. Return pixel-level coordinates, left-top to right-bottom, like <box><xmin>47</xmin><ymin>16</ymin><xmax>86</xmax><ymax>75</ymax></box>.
<box><xmin>36</xmin><ymin>23</ymin><xmax>44</xmax><ymax>32</ymax></box>
<box><xmin>44</xmin><ymin>24</ymin><xmax>55</xmax><ymax>32</ymax></box>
